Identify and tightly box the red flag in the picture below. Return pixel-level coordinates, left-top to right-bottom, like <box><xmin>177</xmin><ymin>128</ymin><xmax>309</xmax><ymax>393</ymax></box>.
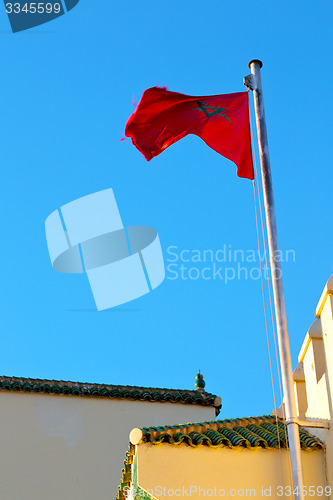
<box><xmin>125</xmin><ymin>87</ymin><xmax>254</xmax><ymax>180</ymax></box>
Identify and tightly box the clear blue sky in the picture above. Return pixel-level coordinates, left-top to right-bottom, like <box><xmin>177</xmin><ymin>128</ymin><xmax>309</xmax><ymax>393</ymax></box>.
<box><xmin>0</xmin><ymin>0</ymin><xmax>332</xmax><ymax>419</ymax></box>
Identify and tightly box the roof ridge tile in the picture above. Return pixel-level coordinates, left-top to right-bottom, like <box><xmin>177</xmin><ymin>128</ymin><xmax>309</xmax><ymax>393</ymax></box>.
<box><xmin>0</xmin><ymin>375</ymin><xmax>219</xmax><ymax>407</ymax></box>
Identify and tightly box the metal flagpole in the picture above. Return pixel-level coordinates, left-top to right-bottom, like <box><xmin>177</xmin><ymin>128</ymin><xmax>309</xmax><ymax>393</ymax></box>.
<box><xmin>244</xmin><ymin>60</ymin><xmax>305</xmax><ymax>499</ymax></box>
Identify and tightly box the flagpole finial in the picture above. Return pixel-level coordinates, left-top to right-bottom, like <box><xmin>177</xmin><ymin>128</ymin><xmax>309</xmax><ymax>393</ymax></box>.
<box><xmin>248</xmin><ymin>59</ymin><xmax>263</xmax><ymax>69</ymax></box>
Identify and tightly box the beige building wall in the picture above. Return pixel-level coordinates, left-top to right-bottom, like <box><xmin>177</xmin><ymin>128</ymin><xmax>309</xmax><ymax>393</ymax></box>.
<box><xmin>297</xmin><ymin>319</ymin><xmax>330</xmax><ymax>421</ymax></box>
<box><xmin>315</xmin><ymin>275</ymin><xmax>333</xmax><ymax>489</ymax></box>
<box><xmin>293</xmin><ymin>363</ymin><xmax>307</xmax><ymax>420</ymax></box>
<box><xmin>288</xmin><ymin>275</ymin><xmax>333</xmax><ymax>488</ymax></box>
<box><xmin>0</xmin><ymin>391</ymin><xmax>216</xmax><ymax>500</ymax></box>
<box><xmin>135</xmin><ymin>444</ymin><xmax>326</xmax><ymax>500</ymax></box>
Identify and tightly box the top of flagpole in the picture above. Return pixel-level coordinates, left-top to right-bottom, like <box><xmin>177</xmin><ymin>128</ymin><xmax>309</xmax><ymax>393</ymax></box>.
<box><xmin>248</xmin><ymin>59</ymin><xmax>263</xmax><ymax>69</ymax></box>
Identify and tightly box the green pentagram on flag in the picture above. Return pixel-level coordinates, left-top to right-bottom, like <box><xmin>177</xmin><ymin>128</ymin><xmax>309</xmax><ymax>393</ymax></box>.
<box><xmin>195</xmin><ymin>101</ymin><xmax>231</xmax><ymax>124</ymax></box>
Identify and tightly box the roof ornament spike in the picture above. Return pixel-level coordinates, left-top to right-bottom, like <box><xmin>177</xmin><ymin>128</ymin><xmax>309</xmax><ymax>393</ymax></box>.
<box><xmin>195</xmin><ymin>370</ymin><xmax>206</xmax><ymax>392</ymax></box>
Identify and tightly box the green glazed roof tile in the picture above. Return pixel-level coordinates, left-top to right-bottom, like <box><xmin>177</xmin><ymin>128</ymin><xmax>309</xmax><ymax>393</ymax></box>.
<box><xmin>204</xmin><ymin>429</ymin><xmax>230</xmax><ymax>447</ymax></box>
<box><xmin>244</xmin><ymin>423</ymin><xmax>280</xmax><ymax>447</ymax></box>
<box><xmin>218</xmin><ymin>426</ymin><xmax>250</xmax><ymax>447</ymax></box>
<box><xmin>233</xmin><ymin>425</ymin><xmax>267</xmax><ymax>447</ymax></box>
<box><xmin>139</xmin><ymin>415</ymin><xmax>324</xmax><ymax>450</ymax></box>
<box><xmin>0</xmin><ymin>375</ymin><xmax>220</xmax><ymax>408</ymax></box>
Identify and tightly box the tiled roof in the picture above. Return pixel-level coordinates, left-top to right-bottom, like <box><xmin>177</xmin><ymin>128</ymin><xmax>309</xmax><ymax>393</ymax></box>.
<box><xmin>131</xmin><ymin>415</ymin><xmax>324</xmax><ymax>450</ymax></box>
<box><xmin>118</xmin><ymin>445</ymin><xmax>135</xmax><ymax>500</ymax></box>
<box><xmin>117</xmin><ymin>415</ymin><xmax>323</xmax><ymax>500</ymax></box>
<box><xmin>0</xmin><ymin>376</ymin><xmax>221</xmax><ymax>408</ymax></box>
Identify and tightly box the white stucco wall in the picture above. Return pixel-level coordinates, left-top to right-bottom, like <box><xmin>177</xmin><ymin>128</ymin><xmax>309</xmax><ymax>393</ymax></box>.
<box><xmin>0</xmin><ymin>390</ymin><xmax>216</xmax><ymax>500</ymax></box>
